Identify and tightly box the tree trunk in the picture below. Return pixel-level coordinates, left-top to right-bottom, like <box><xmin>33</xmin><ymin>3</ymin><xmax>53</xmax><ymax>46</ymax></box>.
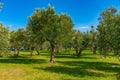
<box><xmin>36</xmin><ymin>48</ymin><xmax>40</xmax><ymax>55</ymax></box>
<box><xmin>30</xmin><ymin>49</ymin><xmax>33</xmax><ymax>57</ymax></box>
<box><xmin>99</xmin><ymin>48</ymin><xmax>103</xmax><ymax>59</ymax></box>
<box><xmin>17</xmin><ymin>48</ymin><xmax>20</xmax><ymax>56</ymax></box>
<box><xmin>50</xmin><ymin>44</ymin><xmax>56</xmax><ymax>63</ymax></box>
<box><xmin>77</xmin><ymin>49</ymin><xmax>82</xmax><ymax>57</ymax></box>
<box><xmin>65</xmin><ymin>48</ymin><xmax>67</xmax><ymax>52</ymax></box>
<box><xmin>75</xmin><ymin>48</ymin><xmax>78</xmax><ymax>56</ymax></box>
<box><xmin>114</xmin><ymin>49</ymin><xmax>118</xmax><ymax>56</ymax></box>
<box><xmin>103</xmin><ymin>49</ymin><xmax>107</xmax><ymax>58</ymax></box>
<box><xmin>30</xmin><ymin>47</ymin><xmax>34</xmax><ymax>56</ymax></box>
<box><xmin>117</xmin><ymin>55</ymin><xmax>120</xmax><ymax>62</ymax></box>
<box><xmin>56</xmin><ymin>46</ymin><xmax>59</xmax><ymax>53</ymax></box>
<box><xmin>93</xmin><ymin>47</ymin><xmax>97</xmax><ymax>54</ymax></box>
<box><xmin>14</xmin><ymin>48</ymin><xmax>16</xmax><ymax>55</ymax></box>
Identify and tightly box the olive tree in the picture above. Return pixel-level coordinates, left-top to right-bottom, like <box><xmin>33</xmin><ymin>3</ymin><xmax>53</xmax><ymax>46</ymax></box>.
<box><xmin>28</xmin><ymin>5</ymin><xmax>73</xmax><ymax>63</ymax></box>
<box><xmin>0</xmin><ymin>23</ymin><xmax>9</xmax><ymax>56</ymax></box>
<box><xmin>97</xmin><ymin>7</ymin><xmax>120</xmax><ymax>60</ymax></box>
<box><xmin>10</xmin><ymin>28</ymin><xmax>26</xmax><ymax>56</ymax></box>
<box><xmin>89</xmin><ymin>26</ymin><xmax>97</xmax><ymax>54</ymax></box>
<box><xmin>72</xmin><ymin>30</ymin><xmax>90</xmax><ymax>57</ymax></box>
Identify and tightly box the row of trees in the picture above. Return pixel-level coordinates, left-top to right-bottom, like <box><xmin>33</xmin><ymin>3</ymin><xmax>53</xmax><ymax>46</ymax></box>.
<box><xmin>0</xmin><ymin>5</ymin><xmax>120</xmax><ymax>63</ymax></box>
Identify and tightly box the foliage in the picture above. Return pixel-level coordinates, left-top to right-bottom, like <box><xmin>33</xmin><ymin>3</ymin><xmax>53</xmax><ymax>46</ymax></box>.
<box><xmin>89</xmin><ymin>26</ymin><xmax>98</xmax><ymax>54</ymax></box>
<box><xmin>10</xmin><ymin>28</ymin><xmax>26</xmax><ymax>56</ymax></box>
<box><xmin>72</xmin><ymin>30</ymin><xmax>90</xmax><ymax>57</ymax></box>
<box><xmin>0</xmin><ymin>23</ymin><xmax>10</xmax><ymax>56</ymax></box>
<box><xmin>97</xmin><ymin>7</ymin><xmax>120</xmax><ymax>60</ymax></box>
<box><xmin>28</xmin><ymin>5</ymin><xmax>73</xmax><ymax>63</ymax></box>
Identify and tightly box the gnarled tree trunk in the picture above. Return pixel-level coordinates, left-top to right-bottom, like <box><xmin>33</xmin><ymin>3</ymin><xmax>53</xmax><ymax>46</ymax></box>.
<box><xmin>50</xmin><ymin>44</ymin><xmax>56</xmax><ymax>63</ymax></box>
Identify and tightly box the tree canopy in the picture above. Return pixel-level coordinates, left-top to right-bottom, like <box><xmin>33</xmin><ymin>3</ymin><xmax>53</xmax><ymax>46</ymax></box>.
<box><xmin>28</xmin><ymin>5</ymin><xmax>74</xmax><ymax>63</ymax></box>
<box><xmin>0</xmin><ymin>23</ymin><xmax>9</xmax><ymax>56</ymax></box>
<box><xmin>97</xmin><ymin>7</ymin><xmax>120</xmax><ymax>60</ymax></box>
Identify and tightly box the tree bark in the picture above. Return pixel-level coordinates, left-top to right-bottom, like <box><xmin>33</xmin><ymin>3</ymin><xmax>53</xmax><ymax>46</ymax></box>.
<box><xmin>50</xmin><ymin>44</ymin><xmax>56</xmax><ymax>63</ymax></box>
<box><xmin>30</xmin><ymin>49</ymin><xmax>33</xmax><ymax>57</ymax></box>
<box><xmin>103</xmin><ymin>49</ymin><xmax>107</xmax><ymax>58</ymax></box>
<box><xmin>75</xmin><ymin>48</ymin><xmax>78</xmax><ymax>55</ymax></box>
<box><xmin>36</xmin><ymin>48</ymin><xmax>40</xmax><ymax>55</ymax></box>
<box><xmin>30</xmin><ymin>47</ymin><xmax>34</xmax><ymax>56</ymax></box>
<box><xmin>65</xmin><ymin>48</ymin><xmax>67</xmax><ymax>52</ymax></box>
<box><xmin>93</xmin><ymin>46</ymin><xmax>97</xmax><ymax>54</ymax></box>
<box><xmin>17</xmin><ymin>48</ymin><xmax>20</xmax><ymax>56</ymax></box>
<box><xmin>13</xmin><ymin>48</ymin><xmax>16</xmax><ymax>55</ymax></box>
<box><xmin>117</xmin><ymin>55</ymin><xmax>120</xmax><ymax>62</ymax></box>
<box><xmin>77</xmin><ymin>48</ymin><xmax>82</xmax><ymax>57</ymax></box>
<box><xmin>114</xmin><ymin>49</ymin><xmax>118</xmax><ymax>56</ymax></box>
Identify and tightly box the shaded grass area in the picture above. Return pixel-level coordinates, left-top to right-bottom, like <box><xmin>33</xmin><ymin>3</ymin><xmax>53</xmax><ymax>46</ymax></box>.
<box><xmin>34</xmin><ymin>66</ymin><xmax>105</xmax><ymax>77</ymax></box>
<box><xmin>58</xmin><ymin>61</ymin><xmax>120</xmax><ymax>73</ymax></box>
<box><xmin>0</xmin><ymin>58</ymin><xmax>46</xmax><ymax>64</ymax></box>
<box><xmin>0</xmin><ymin>50</ymin><xmax>120</xmax><ymax>80</ymax></box>
<box><xmin>34</xmin><ymin>60</ymin><xmax>120</xmax><ymax>79</ymax></box>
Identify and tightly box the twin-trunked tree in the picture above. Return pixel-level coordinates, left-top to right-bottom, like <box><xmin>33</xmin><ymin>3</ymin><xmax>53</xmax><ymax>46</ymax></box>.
<box><xmin>28</xmin><ymin>5</ymin><xmax>74</xmax><ymax>63</ymax></box>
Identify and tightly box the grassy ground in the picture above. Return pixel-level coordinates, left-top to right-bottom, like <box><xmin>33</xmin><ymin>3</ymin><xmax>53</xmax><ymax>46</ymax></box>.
<box><xmin>0</xmin><ymin>50</ymin><xmax>120</xmax><ymax>80</ymax></box>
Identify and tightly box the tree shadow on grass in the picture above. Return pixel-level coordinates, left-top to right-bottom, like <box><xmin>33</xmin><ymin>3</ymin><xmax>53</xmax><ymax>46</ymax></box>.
<box><xmin>58</xmin><ymin>61</ymin><xmax>120</xmax><ymax>73</ymax></box>
<box><xmin>58</xmin><ymin>61</ymin><xmax>120</xmax><ymax>79</ymax></box>
<box><xmin>55</xmin><ymin>54</ymin><xmax>76</xmax><ymax>58</ymax></box>
<box><xmin>41</xmin><ymin>51</ymin><xmax>50</xmax><ymax>54</ymax></box>
<box><xmin>33</xmin><ymin>61</ymin><xmax>120</xmax><ymax>79</ymax></box>
<box><xmin>0</xmin><ymin>58</ymin><xmax>46</xmax><ymax>64</ymax></box>
<box><xmin>8</xmin><ymin>55</ymin><xmax>30</xmax><ymax>59</ymax></box>
<box><xmin>56</xmin><ymin>54</ymin><xmax>98</xmax><ymax>59</ymax></box>
<box><xmin>117</xmin><ymin>72</ymin><xmax>120</xmax><ymax>80</ymax></box>
<box><xmin>40</xmin><ymin>53</ymin><xmax>50</xmax><ymax>56</ymax></box>
<box><xmin>33</xmin><ymin>66</ymin><xmax>105</xmax><ymax>78</ymax></box>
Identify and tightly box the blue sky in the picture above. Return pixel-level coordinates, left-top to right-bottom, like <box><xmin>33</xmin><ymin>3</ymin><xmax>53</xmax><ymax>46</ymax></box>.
<box><xmin>0</xmin><ymin>0</ymin><xmax>120</xmax><ymax>31</ymax></box>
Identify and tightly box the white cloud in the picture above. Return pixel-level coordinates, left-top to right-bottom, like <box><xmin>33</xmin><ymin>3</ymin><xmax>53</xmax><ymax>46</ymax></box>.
<box><xmin>78</xmin><ymin>26</ymin><xmax>90</xmax><ymax>29</ymax></box>
<box><xmin>74</xmin><ymin>24</ymin><xmax>90</xmax><ymax>31</ymax></box>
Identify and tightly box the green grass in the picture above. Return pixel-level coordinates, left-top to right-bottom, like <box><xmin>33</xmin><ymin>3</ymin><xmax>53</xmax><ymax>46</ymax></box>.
<box><xmin>0</xmin><ymin>50</ymin><xmax>120</xmax><ymax>80</ymax></box>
